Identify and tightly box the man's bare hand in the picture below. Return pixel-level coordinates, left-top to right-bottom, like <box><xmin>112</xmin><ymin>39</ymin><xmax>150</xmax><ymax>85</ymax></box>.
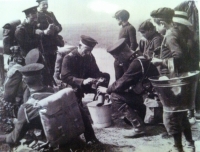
<box><xmin>97</xmin><ymin>86</ymin><xmax>107</xmax><ymax>94</ymax></box>
<box><xmin>35</xmin><ymin>29</ymin><xmax>44</xmax><ymax>36</ymax></box>
<box><xmin>83</xmin><ymin>78</ymin><xmax>95</xmax><ymax>85</ymax></box>
<box><xmin>151</xmin><ymin>57</ymin><xmax>163</xmax><ymax>66</ymax></box>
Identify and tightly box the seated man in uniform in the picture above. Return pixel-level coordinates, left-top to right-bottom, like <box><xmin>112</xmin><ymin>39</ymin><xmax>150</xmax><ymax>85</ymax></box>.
<box><xmin>0</xmin><ymin>63</ymin><xmax>99</xmax><ymax>147</ymax></box>
<box><xmin>97</xmin><ymin>38</ymin><xmax>159</xmax><ymax>137</ymax></box>
<box><xmin>61</xmin><ymin>35</ymin><xmax>110</xmax><ymax>106</ymax></box>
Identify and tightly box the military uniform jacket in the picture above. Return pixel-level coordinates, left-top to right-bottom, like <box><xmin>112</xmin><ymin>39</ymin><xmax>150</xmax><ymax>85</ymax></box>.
<box><xmin>160</xmin><ymin>27</ymin><xmax>190</xmax><ymax>73</ymax></box>
<box><xmin>15</xmin><ymin>21</ymin><xmax>39</xmax><ymax>57</ymax></box>
<box><xmin>61</xmin><ymin>49</ymin><xmax>105</xmax><ymax>97</ymax></box>
<box><xmin>119</xmin><ymin>22</ymin><xmax>138</xmax><ymax>51</ymax></box>
<box><xmin>107</xmin><ymin>56</ymin><xmax>159</xmax><ymax>94</ymax></box>
<box><xmin>37</xmin><ymin>11</ymin><xmax>62</xmax><ymax>53</ymax></box>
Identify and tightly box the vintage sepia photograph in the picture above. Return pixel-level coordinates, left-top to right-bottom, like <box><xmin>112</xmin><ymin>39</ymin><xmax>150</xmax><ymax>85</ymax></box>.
<box><xmin>0</xmin><ymin>0</ymin><xmax>200</xmax><ymax>151</ymax></box>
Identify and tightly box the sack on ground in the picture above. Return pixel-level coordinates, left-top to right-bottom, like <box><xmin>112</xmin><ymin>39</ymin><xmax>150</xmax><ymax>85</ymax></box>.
<box><xmin>38</xmin><ymin>88</ymin><xmax>85</xmax><ymax>146</ymax></box>
<box><xmin>144</xmin><ymin>98</ymin><xmax>163</xmax><ymax>124</ymax></box>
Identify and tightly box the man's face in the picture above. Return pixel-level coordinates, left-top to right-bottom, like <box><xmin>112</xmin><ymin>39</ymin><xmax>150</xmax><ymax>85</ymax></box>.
<box><xmin>155</xmin><ymin>23</ymin><xmax>166</xmax><ymax>35</ymax></box>
<box><xmin>27</xmin><ymin>13</ymin><xmax>37</xmax><ymax>25</ymax></box>
<box><xmin>173</xmin><ymin>22</ymin><xmax>187</xmax><ymax>32</ymax></box>
<box><xmin>112</xmin><ymin>45</ymin><xmax>129</xmax><ymax>63</ymax></box>
<box><xmin>116</xmin><ymin>18</ymin><xmax>122</xmax><ymax>26</ymax></box>
<box><xmin>152</xmin><ymin>19</ymin><xmax>166</xmax><ymax>35</ymax></box>
<box><xmin>140</xmin><ymin>30</ymin><xmax>152</xmax><ymax>40</ymax></box>
<box><xmin>38</xmin><ymin>1</ymin><xmax>48</xmax><ymax>11</ymax></box>
<box><xmin>78</xmin><ymin>43</ymin><xmax>93</xmax><ymax>57</ymax></box>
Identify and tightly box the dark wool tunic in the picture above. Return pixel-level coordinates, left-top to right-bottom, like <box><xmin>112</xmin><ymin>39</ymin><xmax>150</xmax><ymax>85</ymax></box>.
<box><xmin>15</xmin><ymin>21</ymin><xmax>39</xmax><ymax>57</ymax></box>
<box><xmin>107</xmin><ymin>56</ymin><xmax>159</xmax><ymax>94</ymax></box>
<box><xmin>61</xmin><ymin>49</ymin><xmax>109</xmax><ymax>98</ymax></box>
<box><xmin>119</xmin><ymin>22</ymin><xmax>138</xmax><ymax>51</ymax></box>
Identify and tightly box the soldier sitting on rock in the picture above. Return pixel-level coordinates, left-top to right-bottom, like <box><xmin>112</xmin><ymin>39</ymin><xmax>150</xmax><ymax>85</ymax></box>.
<box><xmin>0</xmin><ymin>63</ymin><xmax>100</xmax><ymax>149</ymax></box>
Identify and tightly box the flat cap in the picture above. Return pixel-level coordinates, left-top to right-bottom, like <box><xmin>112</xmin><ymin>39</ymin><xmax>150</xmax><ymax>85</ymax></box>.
<box><xmin>81</xmin><ymin>35</ymin><xmax>98</xmax><ymax>48</ymax></box>
<box><xmin>18</xmin><ymin>63</ymin><xmax>44</xmax><ymax>76</ymax></box>
<box><xmin>25</xmin><ymin>48</ymin><xmax>43</xmax><ymax>65</ymax></box>
<box><xmin>36</xmin><ymin>0</ymin><xmax>48</xmax><ymax>3</ymax></box>
<box><xmin>138</xmin><ymin>19</ymin><xmax>154</xmax><ymax>31</ymax></box>
<box><xmin>22</xmin><ymin>6</ymin><xmax>37</xmax><ymax>16</ymax></box>
<box><xmin>150</xmin><ymin>7</ymin><xmax>174</xmax><ymax>20</ymax></box>
<box><xmin>107</xmin><ymin>38</ymin><xmax>126</xmax><ymax>54</ymax></box>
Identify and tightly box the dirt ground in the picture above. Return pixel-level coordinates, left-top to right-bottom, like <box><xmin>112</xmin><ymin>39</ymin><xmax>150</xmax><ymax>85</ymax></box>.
<box><xmin>1</xmin><ymin>94</ymin><xmax>200</xmax><ymax>152</ymax></box>
<box><xmin>1</xmin><ymin>48</ymin><xmax>200</xmax><ymax>152</ymax></box>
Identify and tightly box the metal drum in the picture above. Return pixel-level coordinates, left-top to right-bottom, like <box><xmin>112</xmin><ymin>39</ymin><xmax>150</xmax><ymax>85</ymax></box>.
<box><xmin>149</xmin><ymin>71</ymin><xmax>199</xmax><ymax>112</ymax></box>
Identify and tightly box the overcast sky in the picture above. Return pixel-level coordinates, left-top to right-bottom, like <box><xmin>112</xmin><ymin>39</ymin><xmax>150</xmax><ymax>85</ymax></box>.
<box><xmin>0</xmin><ymin>0</ymin><xmax>198</xmax><ymax>27</ymax></box>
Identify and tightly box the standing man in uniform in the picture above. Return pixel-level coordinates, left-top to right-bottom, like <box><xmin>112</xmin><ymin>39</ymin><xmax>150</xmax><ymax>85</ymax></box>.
<box><xmin>36</xmin><ymin>0</ymin><xmax>63</xmax><ymax>78</ymax></box>
<box><xmin>97</xmin><ymin>38</ymin><xmax>159</xmax><ymax>137</ymax></box>
<box><xmin>113</xmin><ymin>9</ymin><xmax>138</xmax><ymax>80</ymax></box>
<box><xmin>61</xmin><ymin>35</ymin><xmax>110</xmax><ymax>106</ymax></box>
<box><xmin>15</xmin><ymin>6</ymin><xmax>42</xmax><ymax>57</ymax></box>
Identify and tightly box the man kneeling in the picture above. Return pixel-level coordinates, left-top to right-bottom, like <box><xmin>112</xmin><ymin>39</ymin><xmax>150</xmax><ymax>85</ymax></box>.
<box><xmin>97</xmin><ymin>38</ymin><xmax>159</xmax><ymax>137</ymax></box>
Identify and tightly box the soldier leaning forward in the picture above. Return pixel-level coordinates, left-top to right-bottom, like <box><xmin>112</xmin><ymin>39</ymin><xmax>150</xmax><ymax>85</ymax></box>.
<box><xmin>61</xmin><ymin>35</ymin><xmax>110</xmax><ymax>106</ymax></box>
<box><xmin>97</xmin><ymin>38</ymin><xmax>159</xmax><ymax>138</ymax></box>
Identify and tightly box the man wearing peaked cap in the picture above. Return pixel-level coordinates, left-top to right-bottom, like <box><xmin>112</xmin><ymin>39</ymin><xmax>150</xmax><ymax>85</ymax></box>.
<box><xmin>151</xmin><ymin>7</ymin><xmax>196</xmax><ymax>152</ymax></box>
<box><xmin>113</xmin><ymin>9</ymin><xmax>138</xmax><ymax>80</ymax></box>
<box><xmin>61</xmin><ymin>35</ymin><xmax>110</xmax><ymax>106</ymax></box>
<box><xmin>18</xmin><ymin>63</ymin><xmax>44</xmax><ymax>76</ymax></box>
<box><xmin>15</xmin><ymin>6</ymin><xmax>42</xmax><ymax>57</ymax></box>
<box><xmin>98</xmin><ymin>38</ymin><xmax>159</xmax><ymax>138</ymax></box>
<box><xmin>36</xmin><ymin>0</ymin><xmax>63</xmax><ymax>80</ymax></box>
<box><xmin>80</xmin><ymin>35</ymin><xmax>98</xmax><ymax>48</ymax></box>
<box><xmin>22</xmin><ymin>6</ymin><xmax>38</xmax><ymax>16</ymax></box>
<box><xmin>0</xmin><ymin>62</ymin><xmax>100</xmax><ymax>147</ymax></box>
<box><xmin>0</xmin><ymin>63</ymin><xmax>55</xmax><ymax>145</ymax></box>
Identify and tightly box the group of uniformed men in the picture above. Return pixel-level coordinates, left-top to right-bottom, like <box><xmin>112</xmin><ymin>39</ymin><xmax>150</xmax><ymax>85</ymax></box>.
<box><xmin>0</xmin><ymin>0</ymin><xmax>199</xmax><ymax>152</ymax></box>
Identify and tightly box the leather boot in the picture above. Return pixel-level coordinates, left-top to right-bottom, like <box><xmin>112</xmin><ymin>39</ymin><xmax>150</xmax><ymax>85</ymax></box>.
<box><xmin>123</xmin><ymin>107</ymin><xmax>146</xmax><ymax>138</ymax></box>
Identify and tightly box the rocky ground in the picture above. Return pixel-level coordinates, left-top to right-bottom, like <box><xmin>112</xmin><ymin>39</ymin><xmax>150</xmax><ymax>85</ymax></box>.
<box><xmin>1</xmin><ymin>93</ymin><xmax>200</xmax><ymax>152</ymax></box>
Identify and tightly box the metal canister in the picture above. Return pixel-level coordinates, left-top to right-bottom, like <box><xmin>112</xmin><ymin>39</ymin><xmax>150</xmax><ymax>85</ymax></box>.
<box><xmin>149</xmin><ymin>71</ymin><xmax>199</xmax><ymax>112</ymax></box>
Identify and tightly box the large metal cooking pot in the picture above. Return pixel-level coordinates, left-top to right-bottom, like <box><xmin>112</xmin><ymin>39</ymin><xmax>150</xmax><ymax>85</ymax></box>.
<box><xmin>149</xmin><ymin>71</ymin><xmax>199</xmax><ymax>112</ymax></box>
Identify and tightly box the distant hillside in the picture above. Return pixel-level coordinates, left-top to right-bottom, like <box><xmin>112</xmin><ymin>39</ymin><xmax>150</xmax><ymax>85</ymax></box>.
<box><xmin>0</xmin><ymin>22</ymin><xmax>142</xmax><ymax>48</ymax></box>
<box><xmin>60</xmin><ymin>22</ymin><xmax>142</xmax><ymax>48</ymax></box>
<box><xmin>60</xmin><ymin>22</ymin><xmax>119</xmax><ymax>48</ymax></box>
